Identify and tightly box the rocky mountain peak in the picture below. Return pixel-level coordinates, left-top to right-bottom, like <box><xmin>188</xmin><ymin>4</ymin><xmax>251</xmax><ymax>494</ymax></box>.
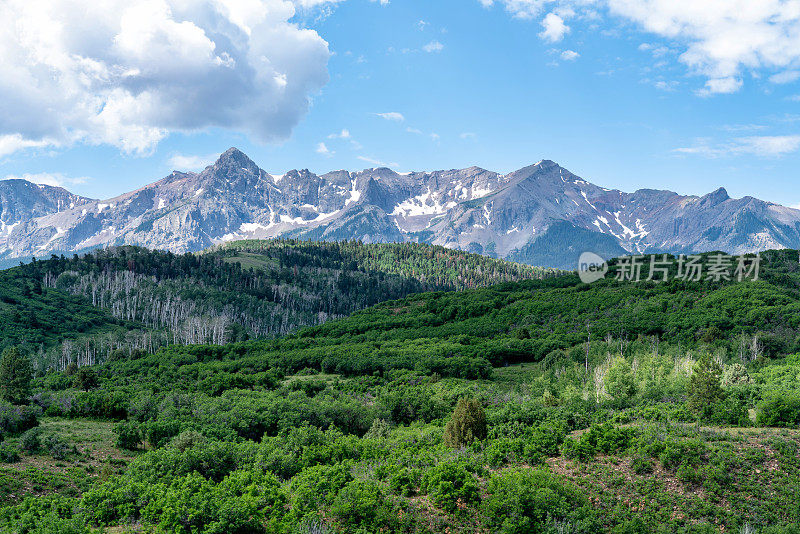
<box><xmin>211</xmin><ymin>147</ymin><xmax>261</xmax><ymax>175</ymax></box>
<box><xmin>701</xmin><ymin>187</ymin><xmax>730</xmax><ymax>206</ymax></box>
<box><xmin>1</xmin><ymin>149</ymin><xmax>799</xmax><ymax>270</ymax></box>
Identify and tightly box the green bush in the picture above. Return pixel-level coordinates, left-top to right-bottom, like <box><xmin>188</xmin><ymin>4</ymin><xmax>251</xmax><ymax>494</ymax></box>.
<box><xmin>0</xmin><ymin>400</ymin><xmax>39</xmax><ymax>435</ymax></box>
<box><xmin>42</xmin><ymin>434</ymin><xmax>73</xmax><ymax>460</ymax></box>
<box><xmin>483</xmin><ymin>468</ymin><xmax>595</xmax><ymax>534</ymax></box>
<box><xmin>757</xmin><ymin>395</ymin><xmax>800</xmax><ymax>427</ymax></box>
<box><xmin>687</xmin><ymin>356</ymin><xmax>725</xmax><ymax>419</ymax></box>
<box><xmin>631</xmin><ymin>455</ymin><xmax>653</xmax><ymax>475</ymax></box>
<box><xmin>606</xmin><ymin>357</ymin><xmax>637</xmax><ymax>407</ymax></box>
<box><xmin>561</xmin><ymin>424</ymin><xmax>634</xmax><ymax>462</ymax></box>
<box><xmin>421</xmin><ymin>461</ymin><xmax>480</xmax><ymax>513</ymax></box>
<box><xmin>170</xmin><ymin>430</ymin><xmax>207</xmax><ymax>452</ymax></box>
<box><xmin>0</xmin><ymin>442</ymin><xmax>19</xmax><ymax>463</ymax></box>
<box><xmin>389</xmin><ymin>467</ymin><xmax>418</xmax><ymax>497</ymax></box>
<box><xmin>331</xmin><ymin>479</ymin><xmax>405</xmax><ymax>532</ymax></box>
<box><xmin>288</xmin><ymin>463</ymin><xmax>353</xmax><ymax>521</ymax></box>
<box><xmin>657</xmin><ymin>438</ymin><xmax>707</xmax><ymax>471</ymax></box>
<box><xmin>113</xmin><ymin>420</ymin><xmax>141</xmax><ymax>451</ymax></box>
<box><xmin>71</xmin><ymin>368</ymin><xmax>99</xmax><ymax>391</ymax></box>
<box><xmin>20</xmin><ymin>427</ymin><xmax>42</xmax><ymax>453</ymax></box>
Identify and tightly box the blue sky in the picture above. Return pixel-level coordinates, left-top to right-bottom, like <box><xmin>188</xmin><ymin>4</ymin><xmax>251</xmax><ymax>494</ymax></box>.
<box><xmin>1</xmin><ymin>0</ymin><xmax>799</xmax><ymax>206</ymax></box>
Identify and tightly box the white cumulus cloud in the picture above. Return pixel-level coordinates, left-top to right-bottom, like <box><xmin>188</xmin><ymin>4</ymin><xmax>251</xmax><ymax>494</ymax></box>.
<box><xmin>0</xmin><ymin>0</ymin><xmax>331</xmax><ymax>156</ymax></box>
<box><xmin>607</xmin><ymin>0</ymin><xmax>800</xmax><ymax>94</ymax></box>
<box><xmin>560</xmin><ymin>49</ymin><xmax>580</xmax><ymax>61</ymax></box>
<box><xmin>540</xmin><ymin>13</ymin><xmax>569</xmax><ymax>42</ymax></box>
<box><xmin>481</xmin><ymin>0</ymin><xmax>800</xmax><ymax>95</ymax></box>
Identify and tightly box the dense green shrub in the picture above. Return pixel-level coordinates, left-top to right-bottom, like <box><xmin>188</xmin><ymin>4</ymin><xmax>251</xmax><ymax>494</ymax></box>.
<box><xmin>389</xmin><ymin>466</ymin><xmax>418</xmax><ymax>497</ymax></box>
<box><xmin>113</xmin><ymin>420</ymin><xmax>141</xmax><ymax>450</ymax></box>
<box><xmin>606</xmin><ymin>357</ymin><xmax>637</xmax><ymax>407</ymax></box>
<box><xmin>656</xmin><ymin>438</ymin><xmax>707</xmax><ymax>471</ymax></box>
<box><xmin>561</xmin><ymin>424</ymin><xmax>634</xmax><ymax>461</ymax></box>
<box><xmin>42</xmin><ymin>434</ymin><xmax>73</xmax><ymax>460</ymax></box>
<box><xmin>757</xmin><ymin>395</ymin><xmax>800</xmax><ymax>427</ymax></box>
<box><xmin>484</xmin><ymin>468</ymin><xmax>595</xmax><ymax>534</ymax></box>
<box><xmin>631</xmin><ymin>455</ymin><xmax>653</xmax><ymax>475</ymax></box>
<box><xmin>20</xmin><ymin>427</ymin><xmax>42</xmax><ymax>453</ymax></box>
<box><xmin>0</xmin><ymin>400</ymin><xmax>39</xmax><ymax>435</ymax></box>
<box><xmin>71</xmin><ymin>368</ymin><xmax>99</xmax><ymax>391</ymax></box>
<box><xmin>288</xmin><ymin>463</ymin><xmax>353</xmax><ymax>521</ymax></box>
<box><xmin>0</xmin><ymin>442</ymin><xmax>20</xmax><ymax>463</ymax></box>
<box><xmin>331</xmin><ymin>479</ymin><xmax>407</xmax><ymax>532</ymax></box>
<box><xmin>421</xmin><ymin>461</ymin><xmax>481</xmax><ymax>512</ymax></box>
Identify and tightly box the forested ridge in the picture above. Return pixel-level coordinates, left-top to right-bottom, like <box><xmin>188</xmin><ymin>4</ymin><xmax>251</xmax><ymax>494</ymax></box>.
<box><xmin>2</xmin><ymin>248</ymin><xmax>800</xmax><ymax>532</ymax></box>
<box><xmin>2</xmin><ymin>240</ymin><xmax>554</xmax><ymax>370</ymax></box>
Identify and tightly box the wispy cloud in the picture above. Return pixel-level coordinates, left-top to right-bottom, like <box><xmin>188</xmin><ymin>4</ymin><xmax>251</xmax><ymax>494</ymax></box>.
<box><xmin>375</xmin><ymin>112</ymin><xmax>405</xmax><ymax>122</ymax></box>
<box><xmin>696</xmin><ymin>77</ymin><xmax>742</xmax><ymax>97</ymax></box>
<box><xmin>168</xmin><ymin>153</ymin><xmax>217</xmax><ymax>171</ymax></box>
<box><xmin>327</xmin><ymin>129</ymin><xmax>351</xmax><ymax>139</ymax></box>
<box><xmin>357</xmin><ymin>155</ymin><xmax>399</xmax><ymax>168</ymax></box>
<box><xmin>422</xmin><ymin>40</ymin><xmax>444</xmax><ymax>53</ymax></box>
<box><xmin>460</xmin><ymin>132</ymin><xmax>477</xmax><ymax>140</ymax></box>
<box><xmin>674</xmin><ymin>135</ymin><xmax>800</xmax><ymax>158</ymax></box>
<box><xmin>316</xmin><ymin>142</ymin><xmax>334</xmax><ymax>156</ymax></box>
<box><xmin>3</xmin><ymin>172</ymin><xmax>89</xmax><ymax>189</ymax></box>
<box><xmin>769</xmin><ymin>70</ymin><xmax>800</xmax><ymax>85</ymax></box>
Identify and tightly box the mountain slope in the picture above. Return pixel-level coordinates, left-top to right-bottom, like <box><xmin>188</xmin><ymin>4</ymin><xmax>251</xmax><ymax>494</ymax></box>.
<box><xmin>7</xmin><ymin>240</ymin><xmax>552</xmax><ymax>369</ymax></box>
<box><xmin>2</xmin><ymin>148</ymin><xmax>800</xmax><ymax>268</ymax></box>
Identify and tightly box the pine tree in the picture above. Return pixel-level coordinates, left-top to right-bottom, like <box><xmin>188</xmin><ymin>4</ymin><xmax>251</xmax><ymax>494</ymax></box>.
<box><xmin>687</xmin><ymin>355</ymin><xmax>725</xmax><ymax>417</ymax></box>
<box><xmin>444</xmin><ymin>397</ymin><xmax>487</xmax><ymax>448</ymax></box>
<box><xmin>0</xmin><ymin>347</ymin><xmax>33</xmax><ymax>404</ymax></box>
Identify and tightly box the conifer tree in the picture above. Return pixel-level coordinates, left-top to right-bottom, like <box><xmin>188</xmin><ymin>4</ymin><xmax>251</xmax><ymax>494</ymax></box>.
<box><xmin>687</xmin><ymin>355</ymin><xmax>725</xmax><ymax>417</ymax></box>
<box><xmin>444</xmin><ymin>397</ymin><xmax>487</xmax><ymax>448</ymax></box>
<box><xmin>0</xmin><ymin>347</ymin><xmax>33</xmax><ymax>404</ymax></box>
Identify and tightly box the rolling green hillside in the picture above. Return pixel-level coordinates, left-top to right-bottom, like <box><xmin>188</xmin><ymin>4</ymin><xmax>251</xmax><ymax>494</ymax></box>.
<box><xmin>2</xmin><ymin>240</ymin><xmax>554</xmax><ymax>370</ymax></box>
<box><xmin>2</xmin><ymin>249</ymin><xmax>800</xmax><ymax>533</ymax></box>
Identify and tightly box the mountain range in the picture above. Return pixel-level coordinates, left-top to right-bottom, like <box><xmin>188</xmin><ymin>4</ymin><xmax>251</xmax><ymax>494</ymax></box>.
<box><xmin>1</xmin><ymin>147</ymin><xmax>799</xmax><ymax>269</ymax></box>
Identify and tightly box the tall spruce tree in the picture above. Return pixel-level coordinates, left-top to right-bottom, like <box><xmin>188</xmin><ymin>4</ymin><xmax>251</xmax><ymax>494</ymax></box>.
<box><xmin>687</xmin><ymin>355</ymin><xmax>725</xmax><ymax>417</ymax></box>
<box><xmin>444</xmin><ymin>397</ymin><xmax>487</xmax><ymax>448</ymax></box>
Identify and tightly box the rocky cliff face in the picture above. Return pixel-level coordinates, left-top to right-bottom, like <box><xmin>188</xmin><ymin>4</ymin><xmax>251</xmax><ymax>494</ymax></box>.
<box><xmin>2</xmin><ymin>148</ymin><xmax>799</xmax><ymax>268</ymax></box>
